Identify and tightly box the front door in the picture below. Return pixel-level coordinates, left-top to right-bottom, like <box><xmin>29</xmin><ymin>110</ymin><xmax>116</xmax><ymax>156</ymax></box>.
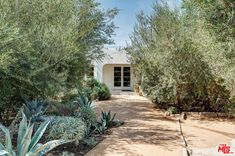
<box><xmin>114</xmin><ymin>67</ymin><xmax>131</xmax><ymax>90</ymax></box>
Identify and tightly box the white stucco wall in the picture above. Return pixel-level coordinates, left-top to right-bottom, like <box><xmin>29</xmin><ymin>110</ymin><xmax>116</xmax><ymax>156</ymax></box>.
<box><xmin>93</xmin><ymin>48</ymin><xmax>134</xmax><ymax>91</ymax></box>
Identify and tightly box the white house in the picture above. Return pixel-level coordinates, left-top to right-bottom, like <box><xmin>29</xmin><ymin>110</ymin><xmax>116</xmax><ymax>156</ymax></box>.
<box><xmin>93</xmin><ymin>48</ymin><xmax>134</xmax><ymax>93</ymax></box>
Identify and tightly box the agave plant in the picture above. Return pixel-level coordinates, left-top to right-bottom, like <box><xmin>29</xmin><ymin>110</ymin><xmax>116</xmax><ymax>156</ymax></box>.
<box><xmin>95</xmin><ymin>122</ymin><xmax>107</xmax><ymax>134</ymax></box>
<box><xmin>0</xmin><ymin>113</ymin><xmax>68</xmax><ymax>156</ymax></box>
<box><xmin>99</xmin><ymin>111</ymin><xmax>116</xmax><ymax>128</ymax></box>
<box><xmin>23</xmin><ymin>99</ymin><xmax>47</xmax><ymax>123</ymax></box>
<box><xmin>74</xmin><ymin>91</ymin><xmax>93</xmax><ymax>108</ymax></box>
<box><xmin>81</xmin><ymin>123</ymin><xmax>97</xmax><ymax>147</ymax></box>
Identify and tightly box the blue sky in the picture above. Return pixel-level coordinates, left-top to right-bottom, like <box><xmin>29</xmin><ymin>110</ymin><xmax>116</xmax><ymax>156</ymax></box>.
<box><xmin>99</xmin><ymin>0</ymin><xmax>181</xmax><ymax>47</ymax></box>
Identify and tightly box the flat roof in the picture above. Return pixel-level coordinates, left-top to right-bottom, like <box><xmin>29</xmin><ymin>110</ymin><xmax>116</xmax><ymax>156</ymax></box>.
<box><xmin>95</xmin><ymin>48</ymin><xmax>130</xmax><ymax>65</ymax></box>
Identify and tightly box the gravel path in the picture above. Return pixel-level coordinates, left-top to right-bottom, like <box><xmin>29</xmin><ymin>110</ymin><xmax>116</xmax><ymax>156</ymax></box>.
<box><xmin>86</xmin><ymin>95</ymin><xmax>183</xmax><ymax>156</ymax></box>
<box><xmin>86</xmin><ymin>95</ymin><xmax>235</xmax><ymax>156</ymax></box>
<box><xmin>181</xmin><ymin>119</ymin><xmax>235</xmax><ymax>156</ymax></box>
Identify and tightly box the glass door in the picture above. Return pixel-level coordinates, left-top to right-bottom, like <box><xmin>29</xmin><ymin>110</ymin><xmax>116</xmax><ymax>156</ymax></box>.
<box><xmin>123</xmin><ymin>67</ymin><xmax>131</xmax><ymax>88</ymax></box>
<box><xmin>114</xmin><ymin>67</ymin><xmax>122</xmax><ymax>87</ymax></box>
<box><xmin>114</xmin><ymin>66</ymin><xmax>131</xmax><ymax>90</ymax></box>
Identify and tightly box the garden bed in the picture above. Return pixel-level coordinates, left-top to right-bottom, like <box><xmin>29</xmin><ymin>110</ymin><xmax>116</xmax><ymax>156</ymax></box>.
<box><xmin>46</xmin><ymin>133</ymin><xmax>107</xmax><ymax>156</ymax></box>
<box><xmin>45</xmin><ymin>128</ymin><xmax>114</xmax><ymax>156</ymax></box>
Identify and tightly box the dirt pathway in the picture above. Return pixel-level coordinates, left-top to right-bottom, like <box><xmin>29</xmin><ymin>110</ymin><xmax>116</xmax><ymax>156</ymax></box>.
<box><xmin>86</xmin><ymin>95</ymin><xmax>235</xmax><ymax>156</ymax></box>
<box><xmin>86</xmin><ymin>95</ymin><xmax>184</xmax><ymax>156</ymax></box>
<box><xmin>181</xmin><ymin>119</ymin><xmax>235</xmax><ymax>156</ymax></box>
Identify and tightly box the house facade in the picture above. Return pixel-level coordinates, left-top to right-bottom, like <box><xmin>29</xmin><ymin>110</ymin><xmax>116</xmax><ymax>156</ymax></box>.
<box><xmin>93</xmin><ymin>48</ymin><xmax>134</xmax><ymax>93</ymax></box>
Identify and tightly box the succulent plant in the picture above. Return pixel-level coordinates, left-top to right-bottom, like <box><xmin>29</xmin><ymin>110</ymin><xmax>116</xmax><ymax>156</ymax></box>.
<box><xmin>94</xmin><ymin>111</ymin><xmax>116</xmax><ymax>134</ymax></box>
<box><xmin>0</xmin><ymin>113</ymin><xmax>68</xmax><ymax>156</ymax></box>
<box><xmin>95</xmin><ymin>111</ymin><xmax>124</xmax><ymax>134</ymax></box>
<box><xmin>100</xmin><ymin>111</ymin><xmax>116</xmax><ymax>128</ymax></box>
<box><xmin>73</xmin><ymin>92</ymin><xmax>97</xmax><ymax>126</ymax></box>
<box><xmin>74</xmin><ymin>91</ymin><xmax>92</xmax><ymax>108</ymax></box>
<box><xmin>94</xmin><ymin>122</ymin><xmax>107</xmax><ymax>134</ymax></box>
<box><xmin>23</xmin><ymin>99</ymin><xmax>47</xmax><ymax>123</ymax></box>
<box><xmin>82</xmin><ymin>124</ymin><xmax>97</xmax><ymax>147</ymax></box>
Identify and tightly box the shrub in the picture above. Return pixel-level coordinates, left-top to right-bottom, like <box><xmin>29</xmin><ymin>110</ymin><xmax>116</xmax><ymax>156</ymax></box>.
<box><xmin>83</xmin><ymin>78</ymin><xmax>100</xmax><ymax>89</ymax></box>
<box><xmin>47</xmin><ymin>101</ymin><xmax>78</xmax><ymax>116</ymax></box>
<box><xmin>0</xmin><ymin>0</ymin><xmax>117</xmax><ymax>119</ymax></box>
<box><xmin>47</xmin><ymin>116</ymin><xmax>86</xmax><ymax>145</ymax></box>
<box><xmin>0</xmin><ymin>113</ymin><xmax>67</xmax><ymax>156</ymax></box>
<box><xmin>82</xmin><ymin>78</ymin><xmax>111</xmax><ymax>101</ymax></box>
<box><xmin>127</xmin><ymin>2</ymin><xmax>232</xmax><ymax>113</ymax></box>
<box><xmin>80</xmin><ymin>88</ymin><xmax>94</xmax><ymax>101</ymax></box>
<box><xmin>167</xmin><ymin>106</ymin><xmax>179</xmax><ymax>114</ymax></box>
<box><xmin>78</xmin><ymin>106</ymin><xmax>97</xmax><ymax>125</ymax></box>
<box><xmin>61</xmin><ymin>90</ymin><xmax>78</xmax><ymax>104</ymax></box>
<box><xmin>93</xmin><ymin>83</ymin><xmax>111</xmax><ymax>101</ymax></box>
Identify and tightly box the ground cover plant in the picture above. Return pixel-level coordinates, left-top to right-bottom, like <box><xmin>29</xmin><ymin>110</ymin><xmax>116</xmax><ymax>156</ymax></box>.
<box><xmin>47</xmin><ymin>116</ymin><xmax>86</xmax><ymax>145</ymax></box>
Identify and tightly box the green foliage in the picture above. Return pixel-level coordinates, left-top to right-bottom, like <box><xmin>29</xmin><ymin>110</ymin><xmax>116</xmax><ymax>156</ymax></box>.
<box><xmin>73</xmin><ymin>92</ymin><xmax>97</xmax><ymax>126</ymax></box>
<box><xmin>95</xmin><ymin>111</ymin><xmax>123</xmax><ymax>134</ymax></box>
<box><xmin>83</xmin><ymin>78</ymin><xmax>100</xmax><ymax>89</ymax></box>
<box><xmin>0</xmin><ymin>113</ymin><xmax>67</xmax><ymax>156</ymax></box>
<box><xmin>99</xmin><ymin>111</ymin><xmax>116</xmax><ymax>128</ymax></box>
<box><xmin>83</xmin><ymin>78</ymin><xmax>111</xmax><ymax>101</ymax></box>
<box><xmin>76</xmin><ymin>106</ymin><xmax>97</xmax><ymax>126</ymax></box>
<box><xmin>23</xmin><ymin>99</ymin><xmax>47</xmax><ymax>123</ymax></box>
<box><xmin>93</xmin><ymin>83</ymin><xmax>111</xmax><ymax>101</ymax></box>
<box><xmin>0</xmin><ymin>0</ymin><xmax>117</xmax><ymax>116</ymax></box>
<box><xmin>112</xmin><ymin>119</ymin><xmax>124</xmax><ymax>127</ymax></box>
<box><xmin>47</xmin><ymin>116</ymin><xmax>86</xmax><ymax>145</ymax></box>
<box><xmin>75</xmin><ymin>91</ymin><xmax>93</xmax><ymax>108</ymax></box>
<box><xmin>182</xmin><ymin>0</ymin><xmax>235</xmax><ymax>98</ymax></box>
<box><xmin>94</xmin><ymin>123</ymin><xmax>107</xmax><ymax>134</ymax></box>
<box><xmin>82</xmin><ymin>137</ymin><xmax>97</xmax><ymax>147</ymax></box>
<box><xmin>167</xmin><ymin>106</ymin><xmax>179</xmax><ymax>115</ymax></box>
<box><xmin>183</xmin><ymin>0</ymin><xmax>235</xmax><ymax>40</ymax></box>
<box><xmin>95</xmin><ymin>111</ymin><xmax>118</xmax><ymax>134</ymax></box>
<box><xmin>8</xmin><ymin>109</ymin><xmax>23</xmax><ymax>137</ymax></box>
<box><xmin>0</xmin><ymin>22</ymin><xmax>30</xmax><ymax>121</ymax></box>
<box><xmin>82</xmin><ymin>78</ymin><xmax>101</xmax><ymax>100</ymax></box>
<box><xmin>127</xmin><ymin>2</ymin><xmax>232</xmax><ymax>112</ymax></box>
<box><xmin>47</xmin><ymin>101</ymin><xmax>78</xmax><ymax>116</ymax></box>
<box><xmin>81</xmin><ymin>124</ymin><xmax>97</xmax><ymax>147</ymax></box>
<box><xmin>61</xmin><ymin>90</ymin><xmax>79</xmax><ymax>104</ymax></box>
<box><xmin>83</xmin><ymin>123</ymin><xmax>94</xmax><ymax>139</ymax></box>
